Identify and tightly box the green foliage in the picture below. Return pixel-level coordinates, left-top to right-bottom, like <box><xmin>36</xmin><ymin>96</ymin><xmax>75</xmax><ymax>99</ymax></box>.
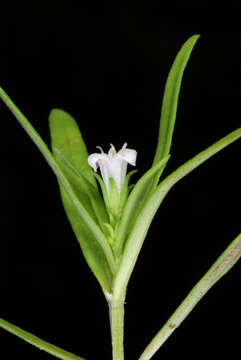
<box><xmin>113</xmin><ymin>127</ymin><xmax>241</xmax><ymax>299</ymax></box>
<box><xmin>49</xmin><ymin>109</ymin><xmax>114</xmax><ymax>291</ymax></box>
<box><xmin>0</xmin><ymin>34</ymin><xmax>240</xmax><ymax>360</ymax></box>
<box><xmin>114</xmin><ymin>155</ymin><xmax>170</xmax><ymax>258</ymax></box>
<box><xmin>152</xmin><ymin>34</ymin><xmax>200</xmax><ymax>175</ymax></box>
<box><xmin>0</xmin><ymin>88</ymin><xmax>115</xmax><ymax>293</ymax></box>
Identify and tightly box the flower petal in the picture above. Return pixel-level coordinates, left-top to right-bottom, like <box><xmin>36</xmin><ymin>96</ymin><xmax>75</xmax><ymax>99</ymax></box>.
<box><xmin>118</xmin><ymin>148</ymin><xmax>137</xmax><ymax>166</ymax></box>
<box><xmin>88</xmin><ymin>144</ymin><xmax>137</xmax><ymax>195</ymax></box>
<box><xmin>98</xmin><ymin>156</ymin><xmax>112</xmax><ymax>192</ymax></box>
<box><xmin>88</xmin><ymin>153</ymin><xmax>109</xmax><ymax>172</ymax></box>
<box><xmin>108</xmin><ymin>155</ymin><xmax>125</xmax><ymax>193</ymax></box>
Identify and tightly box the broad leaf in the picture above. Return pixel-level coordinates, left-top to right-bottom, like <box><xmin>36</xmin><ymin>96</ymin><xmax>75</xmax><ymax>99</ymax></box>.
<box><xmin>0</xmin><ymin>318</ymin><xmax>86</xmax><ymax>360</ymax></box>
<box><xmin>0</xmin><ymin>87</ymin><xmax>115</xmax><ymax>292</ymax></box>
<box><xmin>49</xmin><ymin>108</ymin><xmax>97</xmax><ymax>187</ymax></box>
<box><xmin>152</xmin><ymin>34</ymin><xmax>200</xmax><ymax>182</ymax></box>
<box><xmin>52</xmin><ymin>149</ymin><xmax>114</xmax><ymax>290</ymax></box>
<box><xmin>58</xmin><ymin>184</ymin><xmax>114</xmax><ymax>291</ymax></box>
<box><xmin>49</xmin><ymin>109</ymin><xmax>109</xmax><ymax>231</ymax></box>
<box><xmin>113</xmin><ymin>127</ymin><xmax>241</xmax><ymax>298</ymax></box>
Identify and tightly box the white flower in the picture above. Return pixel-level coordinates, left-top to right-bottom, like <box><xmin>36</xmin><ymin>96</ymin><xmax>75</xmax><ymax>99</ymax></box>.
<box><xmin>88</xmin><ymin>143</ymin><xmax>137</xmax><ymax>194</ymax></box>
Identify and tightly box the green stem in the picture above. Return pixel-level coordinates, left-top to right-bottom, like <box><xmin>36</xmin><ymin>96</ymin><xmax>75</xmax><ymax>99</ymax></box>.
<box><xmin>0</xmin><ymin>318</ymin><xmax>86</xmax><ymax>360</ymax></box>
<box><xmin>108</xmin><ymin>294</ymin><xmax>125</xmax><ymax>360</ymax></box>
<box><xmin>138</xmin><ymin>232</ymin><xmax>241</xmax><ymax>360</ymax></box>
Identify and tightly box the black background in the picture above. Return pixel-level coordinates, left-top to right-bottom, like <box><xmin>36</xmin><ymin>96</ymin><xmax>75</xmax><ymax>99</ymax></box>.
<box><xmin>0</xmin><ymin>2</ymin><xmax>241</xmax><ymax>360</ymax></box>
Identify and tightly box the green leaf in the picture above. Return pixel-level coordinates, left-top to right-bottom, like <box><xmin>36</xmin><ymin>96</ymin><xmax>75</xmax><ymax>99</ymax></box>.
<box><xmin>52</xmin><ymin>151</ymin><xmax>114</xmax><ymax>290</ymax></box>
<box><xmin>119</xmin><ymin>170</ymin><xmax>138</xmax><ymax>213</ymax></box>
<box><xmin>0</xmin><ymin>87</ymin><xmax>115</xmax><ymax>292</ymax></box>
<box><xmin>152</xmin><ymin>34</ymin><xmax>200</xmax><ymax>180</ymax></box>
<box><xmin>54</xmin><ymin>148</ymin><xmax>101</xmax><ymax>224</ymax></box>
<box><xmin>58</xmin><ymin>184</ymin><xmax>114</xmax><ymax>291</ymax></box>
<box><xmin>138</xmin><ymin>232</ymin><xmax>241</xmax><ymax>360</ymax></box>
<box><xmin>113</xmin><ymin>127</ymin><xmax>241</xmax><ymax>299</ymax></box>
<box><xmin>49</xmin><ymin>115</ymin><xmax>109</xmax><ymax>233</ymax></box>
<box><xmin>49</xmin><ymin>108</ymin><xmax>97</xmax><ymax>187</ymax></box>
<box><xmin>0</xmin><ymin>318</ymin><xmax>87</xmax><ymax>360</ymax></box>
<box><xmin>114</xmin><ymin>155</ymin><xmax>170</xmax><ymax>258</ymax></box>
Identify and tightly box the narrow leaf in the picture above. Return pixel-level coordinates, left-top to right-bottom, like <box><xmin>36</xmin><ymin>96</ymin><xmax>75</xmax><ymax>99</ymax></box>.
<box><xmin>114</xmin><ymin>155</ymin><xmax>170</xmax><ymax>258</ymax></box>
<box><xmin>0</xmin><ymin>318</ymin><xmax>87</xmax><ymax>360</ymax></box>
<box><xmin>0</xmin><ymin>87</ymin><xmax>115</xmax><ymax>292</ymax></box>
<box><xmin>113</xmin><ymin>127</ymin><xmax>241</xmax><ymax>299</ymax></box>
<box><xmin>152</xmin><ymin>34</ymin><xmax>200</xmax><ymax>177</ymax></box>
<box><xmin>138</xmin><ymin>232</ymin><xmax>241</xmax><ymax>360</ymax></box>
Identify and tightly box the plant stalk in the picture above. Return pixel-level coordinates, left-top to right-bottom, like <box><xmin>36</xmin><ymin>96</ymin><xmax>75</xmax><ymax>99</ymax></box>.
<box><xmin>108</xmin><ymin>294</ymin><xmax>125</xmax><ymax>360</ymax></box>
